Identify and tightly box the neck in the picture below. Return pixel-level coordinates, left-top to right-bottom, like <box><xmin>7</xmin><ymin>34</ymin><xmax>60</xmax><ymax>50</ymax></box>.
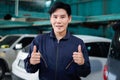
<box><xmin>54</xmin><ymin>31</ymin><xmax>66</xmax><ymax>41</ymax></box>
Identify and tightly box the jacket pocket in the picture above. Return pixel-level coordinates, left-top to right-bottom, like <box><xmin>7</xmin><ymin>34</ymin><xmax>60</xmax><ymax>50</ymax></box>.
<box><xmin>65</xmin><ymin>60</ymin><xmax>73</xmax><ymax>70</ymax></box>
<box><xmin>65</xmin><ymin>60</ymin><xmax>77</xmax><ymax>75</ymax></box>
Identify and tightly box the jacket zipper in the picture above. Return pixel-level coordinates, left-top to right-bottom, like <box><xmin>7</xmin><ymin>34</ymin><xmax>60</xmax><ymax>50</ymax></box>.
<box><xmin>55</xmin><ymin>40</ymin><xmax>59</xmax><ymax>80</ymax></box>
<box><xmin>38</xmin><ymin>50</ymin><xmax>48</xmax><ymax>68</ymax></box>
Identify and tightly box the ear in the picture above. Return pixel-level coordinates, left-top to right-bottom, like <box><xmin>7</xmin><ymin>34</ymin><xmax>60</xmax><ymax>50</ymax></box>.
<box><xmin>68</xmin><ymin>16</ymin><xmax>72</xmax><ymax>23</ymax></box>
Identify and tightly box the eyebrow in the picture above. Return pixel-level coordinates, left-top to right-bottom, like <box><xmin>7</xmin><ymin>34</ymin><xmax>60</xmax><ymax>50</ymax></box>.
<box><xmin>52</xmin><ymin>14</ymin><xmax>66</xmax><ymax>16</ymax></box>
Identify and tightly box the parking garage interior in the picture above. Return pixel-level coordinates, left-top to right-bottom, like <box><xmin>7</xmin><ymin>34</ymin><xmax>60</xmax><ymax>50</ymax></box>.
<box><xmin>0</xmin><ymin>0</ymin><xmax>120</xmax><ymax>80</ymax></box>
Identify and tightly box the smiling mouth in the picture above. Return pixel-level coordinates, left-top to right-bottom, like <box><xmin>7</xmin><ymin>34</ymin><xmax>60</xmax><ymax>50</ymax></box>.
<box><xmin>56</xmin><ymin>26</ymin><xmax>63</xmax><ymax>27</ymax></box>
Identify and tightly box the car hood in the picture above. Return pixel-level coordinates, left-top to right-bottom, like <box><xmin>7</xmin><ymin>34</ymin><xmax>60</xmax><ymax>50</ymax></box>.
<box><xmin>0</xmin><ymin>48</ymin><xmax>11</xmax><ymax>52</ymax></box>
<box><xmin>16</xmin><ymin>50</ymin><xmax>28</xmax><ymax>60</ymax></box>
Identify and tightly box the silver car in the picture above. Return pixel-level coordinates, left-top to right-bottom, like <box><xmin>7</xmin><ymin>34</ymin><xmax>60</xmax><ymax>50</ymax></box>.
<box><xmin>75</xmin><ymin>35</ymin><xmax>111</xmax><ymax>80</ymax></box>
<box><xmin>0</xmin><ymin>34</ymin><xmax>36</xmax><ymax>79</ymax></box>
<box><xmin>12</xmin><ymin>35</ymin><xmax>111</xmax><ymax>80</ymax></box>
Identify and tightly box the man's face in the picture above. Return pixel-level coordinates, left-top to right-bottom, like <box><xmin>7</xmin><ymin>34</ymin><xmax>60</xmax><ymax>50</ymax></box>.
<box><xmin>50</xmin><ymin>9</ymin><xmax>71</xmax><ymax>34</ymax></box>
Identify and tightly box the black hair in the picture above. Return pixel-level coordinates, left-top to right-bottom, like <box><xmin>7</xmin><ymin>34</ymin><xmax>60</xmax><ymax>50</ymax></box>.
<box><xmin>48</xmin><ymin>1</ymin><xmax>71</xmax><ymax>16</ymax></box>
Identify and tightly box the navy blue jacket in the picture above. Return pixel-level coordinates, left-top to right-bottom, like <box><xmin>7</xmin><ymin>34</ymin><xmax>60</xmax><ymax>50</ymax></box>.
<box><xmin>24</xmin><ymin>30</ymin><xmax>91</xmax><ymax>80</ymax></box>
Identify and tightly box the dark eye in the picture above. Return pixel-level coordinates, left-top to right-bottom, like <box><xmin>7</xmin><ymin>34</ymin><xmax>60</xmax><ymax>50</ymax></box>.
<box><xmin>53</xmin><ymin>15</ymin><xmax>57</xmax><ymax>19</ymax></box>
<box><xmin>54</xmin><ymin>16</ymin><xmax>57</xmax><ymax>18</ymax></box>
<box><xmin>61</xmin><ymin>16</ymin><xmax>65</xmax><ymax>18</ymax></box>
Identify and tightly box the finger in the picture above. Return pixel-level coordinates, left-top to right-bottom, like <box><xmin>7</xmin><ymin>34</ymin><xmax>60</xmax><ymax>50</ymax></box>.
<box><xmin>33</xmin><ymin>45</ymin><xmax>37</xmax><ymax>53</ymax></box>
<box><xmin>73</xmin><ymin>52</ymin><xmax>77</xmax><ymax>55</ymax></box>
<box><xmin>73</xmin><ymin>51</ymin><xmax>83</xmax><ymax>59</ymax></box>
<box><xmin>32</xmin><ymin>53</ymin><xmax>41</xmax><ymax>58</ymax></box>
<box><xmin>32</xmin><ymin>57</ymin><xmax>40</xmax><ymax>61</ymax></box>
<box><xmin>30</xmin><ymin>53</ymin><xmax>41</xmax><ymax>65</ymax></box>
<box><xmin>73</xmin><ymin>53</ymin><xmax>81</xmax><ymax>59</ymax></box>
<box><xmin>78</xmin><ymin>45</ymin><xmax>82</xmax><ymax>53</ymax></box>
<box><xmin>73</xmin><ymin>52</ymin><xmax>77</xmax><ymax>57</ymax></box>
<box><xmin>30</xmin><ymin>59</ymin><xmax>40</xmax><ymax>65</ymax></box>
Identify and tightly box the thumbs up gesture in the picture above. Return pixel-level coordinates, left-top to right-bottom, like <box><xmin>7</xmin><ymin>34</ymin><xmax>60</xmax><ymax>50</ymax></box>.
<box><xmin>30</xmin><ymin>45</ymin><xmax>41</xmax><ymax>65</ymax></box>
<box><xmin>72</xmin><ymin>45</ymin><xmax>85</xmax><ymax>65</ymax></box>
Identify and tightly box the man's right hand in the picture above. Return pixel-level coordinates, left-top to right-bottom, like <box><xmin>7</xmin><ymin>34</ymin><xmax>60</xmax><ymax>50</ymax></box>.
<box><xmin>30</xmin><ymin>45</ymin><xmax>41</xmax><ymax>65</ymax></box>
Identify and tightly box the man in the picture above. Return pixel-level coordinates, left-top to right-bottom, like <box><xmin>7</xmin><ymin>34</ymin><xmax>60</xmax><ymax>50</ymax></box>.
<box><xmin>24</xmin><ymin>1</ymin><xmax>91</xmax><ymax>80</ymax></box>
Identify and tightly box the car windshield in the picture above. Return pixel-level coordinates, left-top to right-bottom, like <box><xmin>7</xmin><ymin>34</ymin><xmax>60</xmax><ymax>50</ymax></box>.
<box><xmin>109</xmin><ymin>31</ymin><xmax>120</xmax><ymax>60</ymax></box>
<box><xmin>0</xmin><ymin>36</ymin><xmax>20</xmax><ymax>48</ymax></box>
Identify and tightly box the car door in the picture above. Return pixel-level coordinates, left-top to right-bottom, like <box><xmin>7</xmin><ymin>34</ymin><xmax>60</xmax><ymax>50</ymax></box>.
<box><xmin>8</xmin><ymin>37</ymin><xmax>35</xmax><ymax>69</ymax></box>
<box><xmin>82</xmin><ymin>42</ymin><xmax>110</xmax><ymax>80</ymax></box>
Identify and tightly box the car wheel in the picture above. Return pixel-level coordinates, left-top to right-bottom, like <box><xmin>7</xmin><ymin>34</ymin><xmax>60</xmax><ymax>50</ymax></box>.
<box><xmin>0</xmin><ymin>65</ymin><xmax>5</xmax><ymax>80</ymax></box>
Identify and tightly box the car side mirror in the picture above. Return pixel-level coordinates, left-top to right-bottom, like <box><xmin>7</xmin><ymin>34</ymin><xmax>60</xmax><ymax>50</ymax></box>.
<box><xmin>15</xmin><ymin>43</ymin><xmax>22</xmax><ymax>50</ymax></box>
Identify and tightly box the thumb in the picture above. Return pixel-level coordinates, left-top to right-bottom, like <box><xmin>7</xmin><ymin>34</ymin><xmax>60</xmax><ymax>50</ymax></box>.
<box><xmin>78</xmin><ymin>45</ymin><xmax>82</xmax><ymax>53</ymax></box>
<box><xmin>33</xmin><ymin>45</ymin><xmax>37</xmax><ymax>53</ymax></box>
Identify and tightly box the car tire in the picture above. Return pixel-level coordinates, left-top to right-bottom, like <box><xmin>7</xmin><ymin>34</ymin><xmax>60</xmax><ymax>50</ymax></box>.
<box><xmin>0</xmin><ymin>64</ymin><xmax>5</xmax><ymax>80</ymax></box>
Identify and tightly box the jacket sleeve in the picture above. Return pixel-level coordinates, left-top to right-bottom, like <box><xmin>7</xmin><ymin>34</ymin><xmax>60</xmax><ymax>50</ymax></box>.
<box><xmin>76</xmin><ymin>41</ymin><xmax>91</xmax><ymax>77</ymax></box>
<box><xmin>24</xmin><ymin>36</ymin><xmax>40</xmax><ymax>73</ymax></box>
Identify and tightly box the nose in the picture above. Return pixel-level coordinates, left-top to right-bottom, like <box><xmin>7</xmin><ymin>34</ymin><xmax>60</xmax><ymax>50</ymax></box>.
<box><xmin>56</xmin><ymin>17</ymin><xmax>62</xmax><ymax>23</ymax></box>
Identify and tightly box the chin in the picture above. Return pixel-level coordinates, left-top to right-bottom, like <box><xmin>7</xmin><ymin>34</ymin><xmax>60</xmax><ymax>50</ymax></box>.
<box><xmin>57</xmin><ymin>30</ymin><xmax>65</xmax><ymax>33</ymax></box>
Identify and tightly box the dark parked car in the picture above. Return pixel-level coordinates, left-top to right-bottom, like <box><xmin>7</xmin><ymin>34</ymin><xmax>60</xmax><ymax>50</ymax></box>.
<box><xmin>103</xmin><ymin>22</ymin><xmax>120</xmax><ymax>80</ymax></box>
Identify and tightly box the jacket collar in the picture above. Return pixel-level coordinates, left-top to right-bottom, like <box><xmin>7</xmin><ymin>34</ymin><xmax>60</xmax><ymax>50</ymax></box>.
<box><xmin>50</xmin><ymin>29</ymin><xmax>70</xmax><ymax>40</ymax></box>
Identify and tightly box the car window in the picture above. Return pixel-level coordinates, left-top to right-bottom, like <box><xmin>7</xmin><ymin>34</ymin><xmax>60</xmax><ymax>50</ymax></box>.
<box><xmin>17</xmin><ymin>37</ymin><xmax>34</xmax><ymax>48</ymax></box>
<box><xmin>99</xmin><ymin>42</ymin><xmax>110</xmax><ymax>57</ymax></box>
<box><xmin>22</xmin><ymin>44</ymin><xmax>30</xmax><ymax>53</ymax></box>
<box><xmin>86</xmin><ymin>42</ymin><xmax>110</xmax><ymax>58</ymax></box>
<box><xmin>0</xmin><ymin>36</ymin><xmax>20</xmax><ymax>48</ymax></box>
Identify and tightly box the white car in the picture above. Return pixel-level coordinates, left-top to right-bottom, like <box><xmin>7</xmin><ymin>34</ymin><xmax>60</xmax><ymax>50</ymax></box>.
<box><xmin>12</xmin><ymin>35</ymin><xmax>111</xmax><ymax>80</ymax></box>
<box><xmin>0</xmin><ymin>34</ymin><xmax>37</xmax><ymax>79</ymax></box>
<box><xmin>12</xmin><ymin>45</ymin><xmax>39</xmax><ymax>80</ymax></box>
